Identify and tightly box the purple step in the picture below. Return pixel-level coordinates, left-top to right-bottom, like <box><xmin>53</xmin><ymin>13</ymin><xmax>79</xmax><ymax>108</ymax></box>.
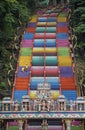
<box><xmin>48</xmin><ymin>126</ymin><xmax>63</xmax><ymax>130</ymax></box>
<box><xmin>28</xmin><ymin>23</ymin><xmax>36</xmax><ymax>27</ymax></box>
<box><xmin>17</xmin><ymin>66</ymin><xmax>30</xmax><ymax>77</ymax></box>
<box><xmin>22</xmin><ymin>40</ymin><xmax>33</xmax><ymax>48</ymax></box>
<box><xmin>60</xmin><ymin>74</ymin><xmax>74</xmax><ymax>77</ymax></box>
<box><xmin>71</xmin><ymin>120</ymin><xmax>81</xmax><ymax>126</ymax></box>
<box><xmin>8</xmin><ymin>122</ymin><xmax>18</xmax><ymax>126</ymax></box>
<box><xmin>60</xmin><ymin>66</ymin><xmax>73</xmax><ymax>72</ymax></box>
<box><xmin>57</xmin><ymin>22</ymin><xmax>67</xmax><ymax>27</ymax></box>
<box><xmin>26</xmin><ymin>126</ymin><xmax>41</xmax><ymax>130</ymax></box>
<box><xmin>60</xmin><ymin>67</ymin><xmax>74</xmax><ymax>77</ymax></box>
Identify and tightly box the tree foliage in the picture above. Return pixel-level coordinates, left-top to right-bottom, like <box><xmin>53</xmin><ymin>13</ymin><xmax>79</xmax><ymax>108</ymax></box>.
<box><xmin>0</xmin><ymin>0</ymin><xmax>35</xmax><ymax>61</ymax></box>
<box><xmin>69</xmin><ymin>0</ymin><xmax>85</xmax><ymax>56</ymax></box>
<box><xmin>69</xmin><ymin>0</ymin><xmax>85</xmax><ymax>96</ymax></box>
<box><xmin>0</xmin><ymin>0</ymin><xmax>36</xmax><ymax>98</ymax></box>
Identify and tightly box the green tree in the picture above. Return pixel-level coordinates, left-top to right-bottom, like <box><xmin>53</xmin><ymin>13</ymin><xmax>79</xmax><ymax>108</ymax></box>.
<box><xmin>70</xmin><ymin>0</ymin><xmax>85</xmax><ymax>56</ymax></box>
<box><xmin>0</xmin><ymin>0</ymin><xmax>36</xmax><ymax>98</ymax></box>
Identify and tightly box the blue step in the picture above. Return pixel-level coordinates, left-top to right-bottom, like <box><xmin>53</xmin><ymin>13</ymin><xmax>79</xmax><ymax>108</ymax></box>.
<box><xmin>46</xmin><ymin>39</ymin><xmax>56</xmax><ymax>47</ymax></box>
<box><xmin>23</xmin><ymin>33</ymin><xmax>34</xmax><ymax>39</ymax></box>
<box><xmin>62</xmin><ymin>90</ymin><xmax>77</xmax><ymax>100</ymax></box>
<box><xmin>47</xmin><ymin>17</ymin><xmax>56</xmax><ymax>22</ymax></box>
<box><xmin>14</xmin><ymin>90</ymin><xmax>28</xmax><ymax>101</ymax></box>
<box><xmin>34</xmin><ymin>39</ymin><xmax>44</xmax><ymax>47</ymax></box>
<box><xmin>38</xmin><ymin>17</ymin><xmax>47</xmax><ymax>22</ymax></box>
<box><xmin>56</xmin><ymin>33</ymin><xmax>68</xmax><ymax>39</ymax></box>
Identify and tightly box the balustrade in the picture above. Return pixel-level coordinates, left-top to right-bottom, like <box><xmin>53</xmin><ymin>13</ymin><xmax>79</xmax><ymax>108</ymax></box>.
<box><xmin>0</xmin><ymin>96</ymin><xmax>85</xmax><ymax>112</ymax></box>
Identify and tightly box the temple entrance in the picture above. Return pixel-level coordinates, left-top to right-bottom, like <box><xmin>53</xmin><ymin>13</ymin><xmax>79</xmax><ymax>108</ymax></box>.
<box><xmin>27</xmin><ymin>119</ymin><xmax>63</xmax><ymax>130</ymax></box>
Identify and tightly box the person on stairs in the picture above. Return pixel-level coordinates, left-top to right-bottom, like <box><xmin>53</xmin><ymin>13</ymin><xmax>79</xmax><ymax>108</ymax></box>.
<box><xmin>24</xmin><ymin>64</ymin><xmax>28</xmax><ymax>72</ymax></box>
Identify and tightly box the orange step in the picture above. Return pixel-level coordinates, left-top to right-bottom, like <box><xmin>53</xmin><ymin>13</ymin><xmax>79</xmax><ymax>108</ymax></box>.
<box><xmin>61</xmin><ymin>84</ymin><xmax>75</xmax><ymax>90</ymax></box>
<box><xmin>15</xmin><ymin>84</ymin><xmax>29</xmax><ymax>90</ymax></box>
<box><xmin>15</xmin><ymin>82</ymin><xmax>28</xmax><ymax>85</ymax></box>
<box><xmin>26</xmin><ymin>28</ymin><xmax>35</xmax><ymax>33</ymax></box>
<box><xmin>57</xmin><ymin>27</ymin><xmax>68</xmax><ymax>33</ymax></box>
<box><xmin>16</xmin><ymin>78</ymin><xmax>29</xmax><ymax>82</ymax></box>
<box><xmin>60</xmin><ymin>77</ymin><xmax>75</xmax><ymax>82</ymax></box>
<box><xmin>15</xmin><ymin>78</ymin><xmax>30</xmax><ymax>90</ymax></box>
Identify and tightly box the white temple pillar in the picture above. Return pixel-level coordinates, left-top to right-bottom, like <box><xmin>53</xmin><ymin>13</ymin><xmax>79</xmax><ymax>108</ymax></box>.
<box><xmin>18</xmin><ymin>120</ymin><xmax>23</xmax><ymax>130</ymax></box>
<box><xmin>65</xmin><ymin>120</ymin><xmax>71</xmax><ymax>130</ymax></box>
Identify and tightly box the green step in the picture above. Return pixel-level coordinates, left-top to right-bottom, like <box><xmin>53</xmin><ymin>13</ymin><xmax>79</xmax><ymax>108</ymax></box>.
<box><xmin>58</xmin><ymin>47</ymin><xmax>70</xmax><ymax>56</ymax></box>
<box><xmin>8</xmin><ymin>126</ymin><xmax>19</xmax><ymax>130</ymax></box>
<box><xmin>20</xmin><ymin>48</ymin><xmax>32</xmax><ymax>56</ymax></box>
<box><xmin>71</xmin><ymin>126</ymin><xmax>82</xmax><ymax>130</ymax></box>
<box><xmin>59</xmin><ymin>13</ymin><xmax>67</xmax><ymax>17</ymax></box>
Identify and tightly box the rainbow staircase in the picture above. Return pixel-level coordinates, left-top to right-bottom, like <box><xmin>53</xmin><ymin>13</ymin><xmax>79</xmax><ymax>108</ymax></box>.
<box><xmin>13</xmin><ymin>5</ymin><xmax>64</xmax><ymax>102</ymax></box>
<box><xmin>30</xmin><ymin>9</ymin><xmax>60</xmax><ymax>96</ymax></box>
<box><xmin>0</xmin><ymin>4</ymin><xmax>83</xmax><ymax>130</ymax></box>
<box><xmin>13</xmin><ymin>5</ymin><xmax>77</xmax><ymax>103</ymax></box>
<box><xmin>57</xmin><ymin>10</ymin><xmax>77</xmax><ymax>100</ymax></box>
